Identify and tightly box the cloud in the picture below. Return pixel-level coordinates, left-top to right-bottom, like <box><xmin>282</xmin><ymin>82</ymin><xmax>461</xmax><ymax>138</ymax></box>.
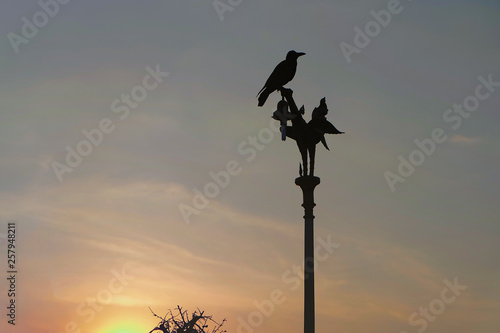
<box><xmin>450</xmin><ymin>135</ymin><xmax>482</xmax><ymax>144</ymax></box>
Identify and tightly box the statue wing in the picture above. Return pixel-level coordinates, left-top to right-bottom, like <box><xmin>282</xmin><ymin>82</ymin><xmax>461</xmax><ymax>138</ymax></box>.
<box><xmin>308</xmin><ymin>119</ymin><xmax>344</xmax><ymax>134</ymax></box>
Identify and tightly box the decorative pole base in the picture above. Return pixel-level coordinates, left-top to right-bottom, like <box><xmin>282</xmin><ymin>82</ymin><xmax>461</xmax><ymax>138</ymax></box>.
<box><xmin>295</xmin><ymin>176</ymin><xmax>320</xmax><ymax>219</ymax></box>
<box><xmin>295</xmin><ymin>175</ymin><xmax>320</xmax><ymax>333</ymax></box>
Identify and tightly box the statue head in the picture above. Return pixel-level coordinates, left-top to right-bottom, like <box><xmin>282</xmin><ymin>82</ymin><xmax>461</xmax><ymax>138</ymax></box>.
<box><xmin>312</xmin><ymin>97</ymin><xmax>328</xmax><ymax>120</ymax></box>
<box><xmin>272</xmin><ymin>100</ymin><xmax>289</xmax><ymax>121</ymax></box>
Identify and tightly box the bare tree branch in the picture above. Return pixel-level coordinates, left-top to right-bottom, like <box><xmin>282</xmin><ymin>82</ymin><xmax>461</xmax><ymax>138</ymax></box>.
<box><xmin>148</xmin><ymin>306</ymin><xmax>226</xmax><ymax>333</ymax></box>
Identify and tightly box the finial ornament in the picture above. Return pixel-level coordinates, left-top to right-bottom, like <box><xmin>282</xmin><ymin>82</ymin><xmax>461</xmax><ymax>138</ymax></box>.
<box><xmin>271</xmin><ymin>88</ymin><xmax>344</xmax><ymax>176</ymax></box>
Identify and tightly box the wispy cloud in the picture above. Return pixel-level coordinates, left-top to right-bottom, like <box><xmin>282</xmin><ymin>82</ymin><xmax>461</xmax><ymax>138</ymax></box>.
<box><xmin>450</xmin><ymin>135</ymin><xmax>482</xmax><ymax>144</ymax></box>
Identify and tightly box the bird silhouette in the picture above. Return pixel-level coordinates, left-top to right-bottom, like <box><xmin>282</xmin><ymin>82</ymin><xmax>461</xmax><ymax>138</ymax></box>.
<box><xmin>257</xmin><ymin>50</ymin><xmax>305</xmax><ymax>107</ymax></box>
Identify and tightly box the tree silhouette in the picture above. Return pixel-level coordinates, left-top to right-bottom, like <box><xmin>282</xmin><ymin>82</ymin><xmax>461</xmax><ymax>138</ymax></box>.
<box><xmin>148</xmin><ymin>306</ymin><xmax>227</xmax><ymax>333</ymax></box>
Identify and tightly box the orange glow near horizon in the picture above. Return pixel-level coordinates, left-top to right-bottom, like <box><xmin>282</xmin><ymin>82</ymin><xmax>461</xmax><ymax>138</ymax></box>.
<box><xmin>99</xmin><ymin>320</ymin><xmax>150</xmax><ymax>333</ymax></box>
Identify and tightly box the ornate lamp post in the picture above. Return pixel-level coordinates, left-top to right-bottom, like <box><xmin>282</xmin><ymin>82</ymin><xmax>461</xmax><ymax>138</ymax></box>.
<box><xmin>269</xmin><ymin>87</ymin><xmax>344</xmax><ymax>333</ymax></box>
<box><xmin>257</xmin><ymin>50</ymin><xmax>343</xmax><ymax>333</ymax></box>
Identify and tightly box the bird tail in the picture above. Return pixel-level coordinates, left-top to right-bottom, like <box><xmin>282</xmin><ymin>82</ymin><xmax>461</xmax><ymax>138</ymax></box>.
<box><xmin>256</xmin><ymin>85</ymin><xmax>266</xmax><ymax>98</ymax></box>
<box><xmin>257</xmin><ymin>87</ymin><xmax>273</xmax><ymax>107</ymax></box>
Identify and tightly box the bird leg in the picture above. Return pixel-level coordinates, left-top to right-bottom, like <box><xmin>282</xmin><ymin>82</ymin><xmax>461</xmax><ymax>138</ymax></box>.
<box><xmin>279</xmin><ymin>87</ymin><xmax>286</xmax><ymax>101</ymax></box>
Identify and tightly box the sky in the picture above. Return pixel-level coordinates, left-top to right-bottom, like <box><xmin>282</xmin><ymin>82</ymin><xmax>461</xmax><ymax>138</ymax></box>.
<box><xmin>0</xmin><ymin>0</ymin><xmax>499</xmax><ymax>332</ymax></box>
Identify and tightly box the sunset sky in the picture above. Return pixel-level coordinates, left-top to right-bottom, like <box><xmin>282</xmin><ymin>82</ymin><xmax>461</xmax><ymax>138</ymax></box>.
<box><xmin>0</xmin><ymin>1</ymin><xmax>499</xmax><ymax>333</ymax></box>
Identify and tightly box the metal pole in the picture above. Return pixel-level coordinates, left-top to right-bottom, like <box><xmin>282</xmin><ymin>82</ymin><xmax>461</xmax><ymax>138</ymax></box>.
<box><xmin>295</xmin><ymin>175</ymin><xmax>320</xmax><ymax>333</ymax></box>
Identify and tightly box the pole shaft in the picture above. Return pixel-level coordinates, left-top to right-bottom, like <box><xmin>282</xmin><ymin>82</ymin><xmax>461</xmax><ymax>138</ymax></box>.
<box><xmin>304</xmin><ymin>214</ymin><xmax>315</xmax><ymax>333</ymax></box>
<box><xmin>295</xmin><ymin>176</ymin><xmax>320</xmax><ymax>333</ymax></box>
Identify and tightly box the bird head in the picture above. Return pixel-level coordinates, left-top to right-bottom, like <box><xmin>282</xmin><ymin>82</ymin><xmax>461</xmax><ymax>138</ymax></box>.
<box><xmin>287</xmin><ymin>50</ymin><xmax>306</xmax><ymax>60</ymax></box>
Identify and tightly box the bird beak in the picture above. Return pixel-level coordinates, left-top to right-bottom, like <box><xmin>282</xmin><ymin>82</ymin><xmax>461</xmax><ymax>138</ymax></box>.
<box><xmin>297</xmin><ymin>52</ymin><xmax>306</xmax><ymax>57</ymax></box>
